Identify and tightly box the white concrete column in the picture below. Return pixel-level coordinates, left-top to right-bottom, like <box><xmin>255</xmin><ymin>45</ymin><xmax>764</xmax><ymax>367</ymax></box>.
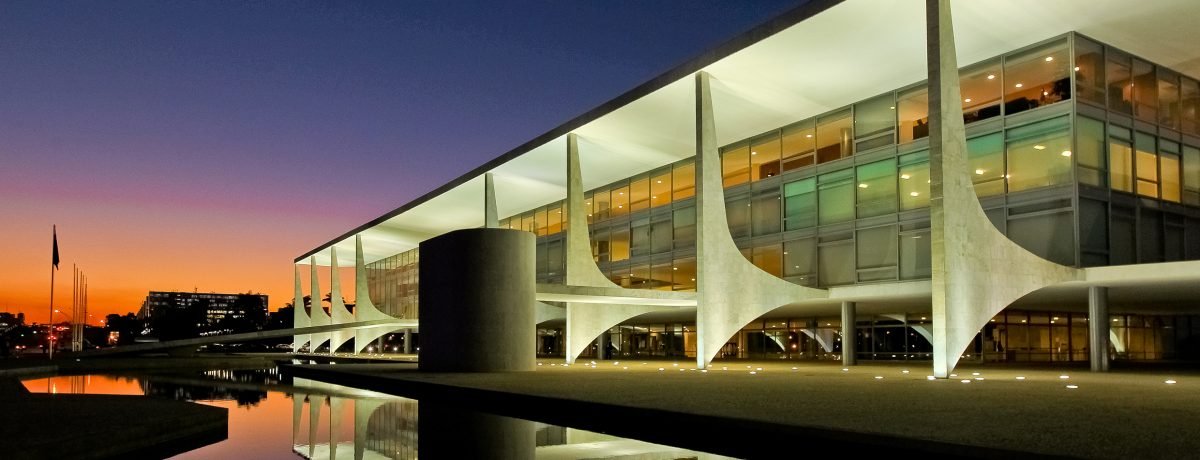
<box><xmin>563</xmin><ymin>133</ymin><xmax>666</xmax><ymax>364</ymax></box>
<box><xmin>925</xmin><ymin>0</ymin><xmax>1079</xmax><ymax>378</ymax></box>
<box><xmin>693</xmin><ymin>71</ymin><xmax>827</xmax><ymax>369</ymax></box>
<box><xmin>1088</xmin><ymin>286</ymin><xmax>1110</xmax><ymax>372</ymax></box>
<box><xmin>329</xmin><ymin>247</ymin><xmax>355</xmax><ymax>353</ymax></box>
<box><xmin>403</xmin><ymin>329</ymin><xmax>412</xmax><ymax>354</ymax></box>
<box><xmin>841</xmin><ymin>302</ymin><xmax>857</xmax><ymax>366</ymax></box>
<box><xmin>484</xmin><ymin>172</ymin><xmax>499</xmax><ymax>228</ymax></box>
<box><xmin>353</xmin><ymin>234</ymin><xmax>404</xmax><ymax>354</ymax></box>
<box><xmin>293</xmin><ymin>266</ymin><xmax>310</xmax><ymax>352</ymax></box>
<box><xmin>309</xmin><ymin>256</ymin><xmax>331</xmax><ymax>352</ymax></box>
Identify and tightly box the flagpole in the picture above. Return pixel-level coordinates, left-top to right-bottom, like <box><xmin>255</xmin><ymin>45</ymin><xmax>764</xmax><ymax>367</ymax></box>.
<box><xmin>48</xmin><ymin>233</ymin><xmax>56</xmax><ymax>360</ymax></box>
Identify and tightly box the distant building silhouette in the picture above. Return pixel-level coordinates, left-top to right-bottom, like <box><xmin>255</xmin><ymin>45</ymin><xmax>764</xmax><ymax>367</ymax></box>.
<box><xmin>139</xmin><ymin>291</ymin><xmax>268</xmax><ymax>339</ymax></box>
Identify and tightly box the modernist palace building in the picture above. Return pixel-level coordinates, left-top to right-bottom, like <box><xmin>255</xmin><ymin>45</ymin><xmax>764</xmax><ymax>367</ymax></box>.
<box><xmin>294</xmin><ymin>0</ymin><xmax>1200</xmax><ymax>376</ymax></box>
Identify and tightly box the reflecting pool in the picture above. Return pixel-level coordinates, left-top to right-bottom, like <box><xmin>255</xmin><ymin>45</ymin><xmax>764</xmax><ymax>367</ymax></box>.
<box><xmin>22</xmin><ymin>369</ymin><xmax>732</xmax><ymax>459</ymax></box>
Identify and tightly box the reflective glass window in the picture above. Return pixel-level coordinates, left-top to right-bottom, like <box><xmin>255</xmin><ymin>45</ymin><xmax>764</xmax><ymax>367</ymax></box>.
<box><xmin>547</xmin><ymin>203</ymin><xmax>563</xmax><ymax>235</ymax></box>
<box><xmin>521</xmin><ymin>212</ymin><xmax>535</xmax><ymax>233</ymax></box>
<box><xmin>751</xmin><ymin>188</ymin><xmax>781</xmax><ymax>236</ymax></box>
<box><xmin>856</xmin><ymin>159</ymin><xmax>897</xmax><ymax>218</ymax></box>
<box><xmin>1183</xmin><ymin>78</ymin><xmax>1200</xmax><ymax>136</ymax></box>
<box><xmin>1161</xmin><ymin>153</ymin><xmax>1181</xmax><ymax>203</ymax></box>
<box><xmin>898</xmin><ymin>150</ymin><xmax>929</xmax><ymax>210</ymax></box>
<box><xmin>897</xmin><ymin>86</ymin><xmax>929</xmax><ymax>144</ymax></box>
<box><xmin>673</xmin><ymin>207</ymin><xmax>696</xmax><ymax>249</ymax></box>
<box><xmin>899</xmin><ymin>228</ymin><xmax>931</xmax><ymax>279</ymax></box>
<box><xmin>722</xmin><ymin>144</ymin><xmax>750</xmax><ymax>187</ymax></box>
<box><xmin>1132</xmin><ymin>58</ymin><xmax>1158</xmax><ymax>123</ymax></box>
<box><xmin>1106</xmin><ymin>50</ymin><xmax>1133</xmax><ymax>114</ymax></box>
<box><xmin>610</xmin><ymin>226</ymin><xmax>630</xmax><ymax>262</ymax></box>
<box><xmin>650</xmin><ymin>262</ymin><xmax>673</xmax><ymax>291</ymax></box>
<box><xmin>672</xmin><ymin>257</ymin><xmax>696</xmax><ymax>291</ymax></box>
<box><xmin>750</xmin><ymin>133</ymin><xmax>782</xmax><ymax>181</ymax></box>
<box><xmin>630</xmin><ymin>264</ymin><xmax>651</xmax><ymax>289</ymax></box>
<box><xmin>1076</xmin><ymin>116</ymin><xmax>1106</xmax><ymax>187</ymax></box>
<box><xmin>1008</xmin><ymin>209</ymin><xmax>1076</xmax><ymax>266</ymax></box>
<box><xmin>1184</xmin><ymin>145</ymin><xmax>1200</xmax><ymax>205</ymax></box>
<box><xmin>818</xmin><ymin>169</ymin><xmax>854</xmax><ymax>225</ymax></box>
<box><xmin>1003</xmin><ymin>40</ymin><xmax>1070</xmax><ymax>115</ymax></box>
<box><xmin>629</xmin><ymin>177</ymin><xmax>650</xmax><ymax>212</ymax></box>
<box><xmin>1158</xmin><ymin>70</ymin><xmax>1181</xmax><ymax>130</ymax></box>
<box><xmin>1135</xmin><ymin>132</ymin><xmax>1158</xmax><ymax>198</ymax></box>
<box><xmin>783</xmin><ymin>237</ymin><xmax>817</xmax><ymax>286</ymax></box>
<box><xmin>1110</xmin><ymin>138</ymin><xmax>1134</xmax><ymax>193</ymax></box>
<box><xmin>752</xmin><ymin>244</ymin><xmax>783</xmax><ymax>278</ymax></box>
<box><xmin>783</xmin><ymin>178</ymin><xmax>817</xmax><ymax>230</ymax></box>
<box><xmin>1006</xmin><ymin>117</ymin><xmax>1071</xmax><ymax>192</ymax></box>
<box><xmin>672</xmin><ymin>161</ymin><xmax>695</xmax><ymax>200</ymax></box>
<box><xmin>857</xmin><ymin>225</ymin><xmax>898</xmax><ymax>282</ymax></box>
<box><xmin>726</xmin><ymin>195</ymin><xmax>751</xmax><ymax>239</ymax></box>
<box><xmin>611</xmin><ymin>184</ymin><xmax>629</xmax><ymax>217</ymax></box>
<box><xmin>651</xmin><ymin>171</ymin><xmax>671</xmax><ymax>208</ymax></box>
<box><xmin>854</xmin><ymin>93</ymin><xmax>895</xmax><ymax>140</ymax></box>
<box><xmin>968</xmin><ymin>132</ymin><xmax>1005</xmax><ymax>196</ymax></box>
<box><xmin>650</xmin><ymin>216</ymin><xmax>672</xmax><ymax>254</ymax></box>
<box><xmin>816</xmin><ymin>110</ymin><xmax>852</xmax><ymax>164</ymax></box>
<box><xmin>818</xmin><ymin>240</ymin><xmax>854</xmax><ymax>286</ymax></box>
<box><xmin>630</xmin><ymin>218</ymin><xmax>650</xmax><ymax>257</ymax></box>
<box><xmin>961</xmin><ymin>58</ymin><xmax>1002</xmax><ymax>123</ymax></box>
<box><xmin>1075</xmin><ymin>36</ymin><xmax>1105</xmax><ymax>105</ymax></box>
<box><xmin>781</xmin><ymin>121</ymin><xmax>816</xmax><ymax>172</ymax></box>
<box><xmin>593</xmin><ymin>188</ymin><xmax>611</xmax><ymax>221</ymax></box>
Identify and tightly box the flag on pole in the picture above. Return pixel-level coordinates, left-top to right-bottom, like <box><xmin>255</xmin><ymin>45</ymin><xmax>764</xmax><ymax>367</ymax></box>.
<box><xmin>52</xmin><ymin>225</ymin><xmax>60</xmax><ymax>270</ymax></box>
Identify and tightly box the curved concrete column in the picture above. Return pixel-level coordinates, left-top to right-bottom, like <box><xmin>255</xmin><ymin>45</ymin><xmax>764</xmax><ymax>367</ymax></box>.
<box><xmin>484</xmin><ymin>172</ymin><xmax>499</xmax><ymax>228</ymax></box>
<box><xmin>535</xmin><ymin>301</ymin><xmax>566</xmax><ymax>324</ymax></box>
<box><xmin>293</xmin><ymin>266</ymin><xmax>310</xmax><ymax>351</ymax></box>
<box><xmin>419</xmin><ymin>229</ymin><xmax>535</xmax><ymax>371</ymax></box>
<box><xmin>693</xmin><ymin>71</ymin><xmax>828</xmax><ymax>369</ymax></box>
<box><xmin>881</xmin><ymin>313</ymin><xmax>934</xmax><ymax>343</ymax></box>
<box><xmin>925</xmin><ymin>0</ymin><xmax>1079</xmax><ymax>378</ymax></box>
<box><xmin>353</xmin><ymin>398</ymin><xmax>388</xmax><ymax>460</ymax></box>
<box><xmin>308</xmin><ymin>395</ymin><xmax>323</xmax><ymax>459</ymax></box>
<box><xmin>309</xmin><ymin>256</ymin><xmax>332</xmax><ymax>352</ymax></box>
<box><xmin>563</xmin><ymin>133</ymin><xmax>670</xmax><ymax>363</ymax></box>
<box><xmin>329</xmin><ymin>396</ymin><xmax>343</xmax><ymax>460</ymax></box>
<box><xmin>352</xmin><ymin>235</ymin><xmax>406</xmax><ymax>354</ymax></box>
<box><xmin>328</xmin><ymin>247</ymin><xmax>356</xmax><ymax>353</ymax></box>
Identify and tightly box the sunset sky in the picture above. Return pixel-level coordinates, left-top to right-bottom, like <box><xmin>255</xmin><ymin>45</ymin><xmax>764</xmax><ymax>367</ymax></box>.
<box><xmin>0</xmin><ymin>1</ymin><xmax>798</xmax><ymax>323</ymax></box>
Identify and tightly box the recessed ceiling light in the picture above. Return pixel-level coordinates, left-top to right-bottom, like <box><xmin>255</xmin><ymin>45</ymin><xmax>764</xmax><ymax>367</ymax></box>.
<box><xmin>1044</xmin><ymin>56</ymin><xmax>1054</xmax><ymax>62</ymax></box>
<box><xmin>909</xmin><ymin>192</ymin><xmax>919</xmax><ymax>197</ymax></box>
<box><xmin>964</xmin><ymin>98</ymin><xmax>972</xmax><ymax>103</ymax></box>
<box><xmin>987</xmin><ymin>74</ymin><xmax>996</xmax><ymax>80</ymax></box>
<box><xmin>900</xmin><ymin>174</ymin><xmax>911</xmax><ymax>179</ymax></box>
<box><xmin>975</xmin><ymin>169</ymin><xmax>985</xmax><ymax>175</ymax></box>
<box><xmin>1033</xmin><ymin>145</ymin><xmax>1046</xmax><ymax>150</ymax></box>
<box><xmin>1074</xmin><ymin>66</ymin><xmax>1080</xmax><ymax>71</ymax></box>
<box><xmin>858</xmin><ymin>183</ymin><xmax>869</xmax><ymax>188</ymax></box>
<box><xmin>1015</xmin><ymin>83</ymin><xmax>1024</xmax><ymax>88</ymax></box>
<box><xmin>751</xmin><ymin>151</ymin><xmax>757</xmax><ymax>155</ymax></box>
<box><xmin>806</xmin><ymin>134</ymin><xmax>813</xmax><ymax>138</ymax></box>
<box><xmin>1061</xmin><ymin>150</ymin><xmax>1072</xmax><ymax>157</ymax></box>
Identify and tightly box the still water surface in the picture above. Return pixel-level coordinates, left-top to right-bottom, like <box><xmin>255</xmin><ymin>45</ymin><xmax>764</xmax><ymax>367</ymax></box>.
<box><xmin>23</xmin><ymin>368</ymin><xmax>731</xmax><ymax>459</ymax></box>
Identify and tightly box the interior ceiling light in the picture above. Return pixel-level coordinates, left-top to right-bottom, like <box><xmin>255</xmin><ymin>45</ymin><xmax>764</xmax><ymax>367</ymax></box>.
<box><xmin>858</xmin><ymin>183</ymin><xmax>869</xmax><ymax>188</ymax></box>
<box><xmin>909</xmin><ymin>192</ymin><xmax>919</xmax><ymax>197</ymax></box>
<box><xmin>1015</xmin><ymin>83</ymin><xmax>1024</xmax><ymax>88</ymax></box>
<box><xmin>1045</xmin><ymin>56</ymin><xmax>1054</xmax><ymax>62</ymax></box>
<box><xmin>1033</xmin><ymin>145</ymin><xmax>1046</xmax><ymax>150</ymax></box>
<box><xmin>987</xmin><ymin>74</ymin><xmax>996</xmax><ymax>80</ymax></box>
<box><xmin>900</xmin><ymin>174</ymin><xmax>911</xmax><ymax>180</ymax></box>
<box><xmin>975</xmin><ymin>169</ymin><xmax>985</xmax><ymax>175</ymax></box>
<box><xmin>1061</xmin><ymin>150</ymin><xmax>1072</xmax><ymax>157</ymax></box>
<box><xmin>964</xmin><ymin>98</ymin><xmax>972</xmax><ymax>103</ymax></box>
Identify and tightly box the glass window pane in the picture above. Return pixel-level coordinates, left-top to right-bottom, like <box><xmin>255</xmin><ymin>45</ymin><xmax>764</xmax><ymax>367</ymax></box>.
<box><xmin>857</xmin><ymin>225</ymin><xmax>898</xmax><ymax>282</ymax></box>
<box><xmin>1135</xmin><ymin>132</ymin><xmax>1158</xmax><ymax>198</ymax></box>
<box><xmin>672</xmin><ymin>207</ymin><xmax>696</xmax><ymax>249</ymax></box>
<box><xmin>897</xmin><ymin>86</ymin><xmax>929</xmax><ymax>144</ymax></box>
<box><xmin>1075</xmin><ymin>36</ymin><xmax>1105</xmax><ymax>105</ymax></box>
<box><xmin>783</xmin><ymin>237</ymin><xmax>817</xmax><ymax>286</ymax></box>
<box><xmin>672</xmin><ymin>257</ymin><xmax>696</xmax><ymax>291</ymax></box>
<box><xmin>781</xmin><ymin>121</ymin><xmax>816</xmax><ymax>172</ymax></box>
<box><xmin>1183</xmin><ymin>78</ymin><xmax>1200</xmax><ymax>136</ymax></box>
<box><xmin>1110</xmin><ymin>139</ymin><xmax>1134</xmax><ymax>193</ymax></box>
<box><xmin>961</xmin><ymin>58</ymin><xmax>1002</xmax><ymax>123</ymax></box>
<box><xmin>1003</xmin><ymin>39</ymin><xmax>1070</xmax><ymax>115</ymax></box>
<box><xmin>672</xmin><ymin>162</ymin><xmax>695</xmax><ymax>200</ymax></box>
<box><xmin>856</xmin><ymin>159</ymin><xmax>897</xmax><ymax>218</ymax></box>
<box><xmin>752</xmin><ymin>188</ymin><xmax>781</xmax><ymax>236</ymax></box>
<box><xmin>1076</xmin><ymin>116</ymin><xmax>1106</xmax><ymax>187</ymax></box>
<box><xmin>610</xmin><ymin>225</ymin><xmax>630</xmax><ymax>262</ymax></box>
<box><xmin>1161</xmin><ymin>153</ymin><xmax>1181</xmax><ymax>203</ymax></box>
<box><xmin>783</xmin><ymin>178</ymin><xmax>817</xmax><ymax>230</ymax></box>
<box><xmin>651</xmin><ymin>262</ymin><xmax>673</xmax><ymax>291</ymax></box>
<box><xmin>521</xmin><ymin>212</ymin><xmax>535</xmax><ymax>233</ymax></box>
<box><xmin>854</xmin><ymin>93</ymin><xmax>895</xmax><ymax>140</ymax></box>
<box><xmin>1132</xmin><ymin>58</ymin><xmax>1158</xmax><ymax>123</ymax></box>
<box><xmin>1183</xmin><ymin>145</ymin><xmax>1200</xmax><ymax>205</ymax></box>
<box><xmin>818</xmin><ymin>242</ymin><xmax>854</xmax><ymax>286</ymax></box>
<box><xmin>726</xmin><ymin>195</ymin><xmax>751</xmax><ymax>239</ymax></box>
<box><xmin>650</xmin><ymin>216</ymin><xmax>672</xmax><ymax>254</ymax></box>
<box><xmin>547</xmin><ymin>203</ymin><xmax>563</xmax><ymax>235</ymax></box>
<box><xmin>651</xmin><ymin>171</ymin><xmax>671</xmax><ymax>208</ymax></box>
<box><xmin>750</xmin><ymin>133</ymin><xmax>782</xmax><ymax>181</ymax></box>
<box><xmin>631</xmin><ymin>264</ymin><xmax>651</xmax><ymax>289</ymax></box>
<box><xmin>1158</xmin><ymin>70</ymin><xmax>1181</xmax><ymax>130</ymax></box>
<box><xmin>722</xmin><ymin>144</ymin><xmax>750</xmax><ymax>187</ymax></box>
<box><xmin>594</xmin><ymin>188</ymin><xmax>611</xmax><ymax>221</ymax></box>
<box><xmin>631</xmin><ymin>218</ymin><xmax>650</xmax><ymax>257</ymax></box>
<box><xmin>818</xmin><ymin>170</ymin><xmax>854</xmax><ymax>225</ymax></box>
<box><xmin>1106</xmin><ymin>49</ymin><xmax>1133</xmax><ymax>114</ymax></box>
<box><xmin>611</xmin><ymin>184</ymin><xmax>629</xmax><ymax>217</ymax></box>
<box><xmin>968</xmin><ymin>133</ymin><xmax>1006</xmax><ymax>196</ymax></box>
<box><xmin>1006</xmin><ymin>117</ymin><xmax>1071</xmax><ymax>192</ymax></box>
<box><xmin>816</xmin><ymin>110</ymin><xmax>852</xmax><ymax>164</ymax></box>
<box><xmin>629</xmin><ymin>177</ymin><xmax>650</xmax><ymax>212</ymax></box>
<box><xmin>1008</xmin><ymin>210</ymin><xmax>1076</xmax><ymax>266</ymax></box>
<box><xmin>898</xmin><ymin>159</ymin><xmax>930</xmax><ymax>210</ymax></box>
<box><xmin>752</xmin><ymin>244</ymin><xmax>783</xmax><ymax>278</ymax></box>
<box><xmin>899</xmin><ymin>229</ymin><xmax>931</xmax><ymax>279</ymax></box>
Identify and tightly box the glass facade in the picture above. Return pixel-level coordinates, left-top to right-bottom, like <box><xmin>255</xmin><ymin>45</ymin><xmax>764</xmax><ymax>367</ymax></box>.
<box><xmin>365</xmin><ymin>248</ymin><xmax>420</xmax><ymax>319</ymax></box>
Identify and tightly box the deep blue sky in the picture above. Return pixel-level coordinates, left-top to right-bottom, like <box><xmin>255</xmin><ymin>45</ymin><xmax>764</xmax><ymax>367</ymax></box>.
<box><xmin>0</xmin><ymin>0</ymin><xmax>802</xmax><ymax>314</ymax></box>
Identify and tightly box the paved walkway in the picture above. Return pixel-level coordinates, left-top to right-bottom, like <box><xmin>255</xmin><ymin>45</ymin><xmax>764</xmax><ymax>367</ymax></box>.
<box><xmin>285</xmin><ymin>359</ymin><xmax>1200</xmax><ymax>459</ymax></box>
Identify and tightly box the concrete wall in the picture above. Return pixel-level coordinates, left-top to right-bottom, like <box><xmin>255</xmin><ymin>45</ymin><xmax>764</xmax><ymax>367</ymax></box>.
<box><xmin>419</xmin><ymin>228</ymin><xmax>536</xmax><ymax>372</ymax></box>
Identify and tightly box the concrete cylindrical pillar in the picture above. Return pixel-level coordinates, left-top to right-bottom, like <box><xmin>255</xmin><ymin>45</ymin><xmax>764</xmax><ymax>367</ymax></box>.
<box><xmin>841</xmin><ymin>301</ymin><xmax>857</xmax><ymax>366</ymax></box>
<box><xmin>1088</xmin><ymin>286</ymin><xmax>1110</xmax><ymax>372</ymax></box>
<box><xmin>419</xmin><ymin>228</ymin><xmax>535</xmax><ymax>372</ymax></box>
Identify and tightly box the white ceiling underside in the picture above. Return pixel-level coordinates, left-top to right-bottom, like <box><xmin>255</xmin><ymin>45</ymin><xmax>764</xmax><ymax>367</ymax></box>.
<box><xmin>304</xmin><ymin>0</ymin><xmax>1200</xmax><ymax>266</ymax></box>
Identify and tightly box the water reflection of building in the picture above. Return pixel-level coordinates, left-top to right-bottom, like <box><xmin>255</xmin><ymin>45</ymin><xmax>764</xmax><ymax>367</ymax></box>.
<box><xmin>141</xmin><ymin>380</ymin><xmax>267</xmax><ymax>407</ymax></box>
<box><xmin>289</xmin><ymin>378</ymin><xmax>729</xmax><ymax>459</ymax></box>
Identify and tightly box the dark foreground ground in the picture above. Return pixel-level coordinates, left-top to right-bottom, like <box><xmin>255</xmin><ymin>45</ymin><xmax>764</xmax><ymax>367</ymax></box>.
<box><xmin>283</xmin><ymin>359</ymin><xmax>1200</xmax><ymax>459</ymax></box>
